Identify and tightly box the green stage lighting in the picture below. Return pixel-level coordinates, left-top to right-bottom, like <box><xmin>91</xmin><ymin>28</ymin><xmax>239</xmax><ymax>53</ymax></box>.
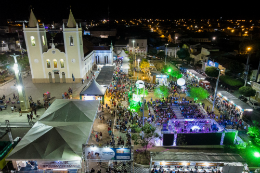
<box><xmin>168</xmin><ymin>69</ymin><xmax>172</xmax><ymax>72</ymax></box>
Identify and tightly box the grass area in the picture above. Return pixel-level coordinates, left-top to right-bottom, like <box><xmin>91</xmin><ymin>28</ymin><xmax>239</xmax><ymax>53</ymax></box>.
<box><xmin>219</xmin><ymin>75</ymin><xmax>244</xmax><ymax>87</ymax></box>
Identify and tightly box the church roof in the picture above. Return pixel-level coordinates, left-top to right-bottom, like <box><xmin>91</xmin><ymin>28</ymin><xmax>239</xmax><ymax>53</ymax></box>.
<box><xmin>28</xmin><ymin>9</ymin><xmax>38</xmax><ymax>28</ymax></box>
<box><xmin>67</xmin><ymin>10</ymin><xmax>77</xmax><ymax>28</ymax></box>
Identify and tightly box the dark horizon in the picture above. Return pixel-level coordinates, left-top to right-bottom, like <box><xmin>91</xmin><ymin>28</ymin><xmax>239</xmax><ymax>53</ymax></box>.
<box><xmin>1</xmin><ymin>1</ymin><xmax>260</xmax><ymax>24</ymax></box>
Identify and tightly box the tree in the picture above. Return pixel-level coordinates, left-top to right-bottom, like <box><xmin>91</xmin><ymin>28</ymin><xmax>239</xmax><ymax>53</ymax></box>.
<box><xmin>177</xmin><ymin>48</ymin><xmax>190</xmax><ymax>61</ymax></box>
<box><xmin>239</xmin><ymin>86</ymin><xmax>256</xmax><ymax>100</ymax></box>
<box><xmin>154</xmin><ymin>85</ymin><xmax>170</xmax><ymax>98</ymax></box>
<box><xmin>247</xmin><ymin>121</ymin><xmax>260</xmax><ymax>146</ymax></box>
<box><xmin>189</xmin><ymin>86</ymin><xmax>209</xmax><ymax>101</ymax></box>
<box><xmin>157</xmin><ymin>51</ymin><xmax>165</xmax><ymax>59</ymax></box>
<box><xmin>228</xmin><ymin>61</ymin><xmax>244</xmax><ymax>74</ymax></box>
<box><xmin>139</xmin><ymin>59</ymin><xmax>150</xmax><ymax>74</ymax></box>
<box><xmin>205</xmin><ymin>66</ymin><xmax>219</xmax><ymax>77</ymax></box>
<box><xmin>0</xmin><ymin>71</ymin><xmax>8</xmax><ymax>82</ymax></box>
<box><xmin>131</xmin><ymin>123</ymin><xmax>161</xmax><ymax>155</ymax></box>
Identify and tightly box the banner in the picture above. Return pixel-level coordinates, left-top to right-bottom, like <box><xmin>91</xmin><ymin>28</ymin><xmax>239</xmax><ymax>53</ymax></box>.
<box><xmin>85</xmin><ymin>147</ymin><xmax>131</xmax><ymax>161</ymax></box>
<box><xmin>207</xmin><ymin>60</ymin><xmax>219</xmax><ymax>68</ymax></box>
<box><xmin>38</xmin><ymin>160</ymin><xmax>81</xmax><ymax>170</ymax></box>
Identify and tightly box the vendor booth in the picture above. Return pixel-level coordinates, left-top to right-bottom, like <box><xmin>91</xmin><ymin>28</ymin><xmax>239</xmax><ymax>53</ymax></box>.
<box><xmin>199</xmin><ymin>80</ymin><xmax>210</xmax><ymax>89</ymax></box>
<box><xmin>150</xmin><ymin>71</ymin><xmax>169</xmax><ymax>85</ymax></box>
<box><xmin>7</xmin><ymin>99</ymin><xmax>100</xmax><ymax>173</ymax></box>
<box><xmin>80</xmin><ymin>80</ymin><xmax>107</xmax><ymax>104</ymax></box>
<box><xmin>187</xmin><ymin>69</ymin><xmax>206</xmax><ymax>83</ymax></box>
<box><xmin>217</xmin><ymin>91</ymin><xmax>253</xmax><ymax>117</ymax></box>
<box><xmin>150</xmin><ymin>152</ymin><xmax>248</xmax><ymax>173</ymax></box>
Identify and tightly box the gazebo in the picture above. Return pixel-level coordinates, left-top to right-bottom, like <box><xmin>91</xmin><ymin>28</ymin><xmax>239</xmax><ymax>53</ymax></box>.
<box><xmin>80</xmin><ymin>80</ymin><xmax>107</xmax><ymax>103</ymax></box>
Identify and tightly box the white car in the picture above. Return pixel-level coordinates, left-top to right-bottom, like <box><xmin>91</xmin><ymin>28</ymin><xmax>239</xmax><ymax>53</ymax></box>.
<box><xmin>247</xmin><ymin>100</ymin><xmax>260</xmax><ymax>109</ymax></box>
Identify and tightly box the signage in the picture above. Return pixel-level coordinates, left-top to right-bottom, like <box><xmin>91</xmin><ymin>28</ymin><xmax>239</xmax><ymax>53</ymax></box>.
<box><xmin>156</xmin><ymin>75</ymin><xmax>168</xmax><ymax>78</ymax></box>
<box><xmin>85</xmin><ymin>147</ymin><xmax>131</xmax><ymax>161</ymax></box>
<box><xmin>207</xmin><ymin>60</ymin><xmax>219</xmax><ymax>68</ymax></box>
<box><xmin>153</xmin><ymin>162</ymin><xmax>224</xmax><ymax>167</ymax></box>
<box><xmin>38</xmin><ymin>161</ymin><xmax>81</xmax><ymax>170</ymax></box>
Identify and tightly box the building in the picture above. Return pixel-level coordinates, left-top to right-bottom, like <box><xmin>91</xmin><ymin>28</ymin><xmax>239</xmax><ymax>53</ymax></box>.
<box><xmin>24</xmin><ymin>10</ymin><xmax>113</xmax><ymax>83</ymax></box>
<box><xmin>251</xmin><ymin>82</ymin><xmax>260</xmax><ymax>101</ymax></box>
<box><xmin>165</xmin><ymin>46</ymin><xmax>180</xmax><ymax>58</ymax></box>
<box><xmin>128</xmin><ymin>39</ymin><xmax>147</xmax><ymax>55</ymax></box>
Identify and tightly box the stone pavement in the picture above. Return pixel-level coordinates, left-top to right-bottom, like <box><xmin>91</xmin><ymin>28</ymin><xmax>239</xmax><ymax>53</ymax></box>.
<box><xmin>0</xmin><ymin>71</ymin><xmax>99</xmax><ymax>125</ymax></box>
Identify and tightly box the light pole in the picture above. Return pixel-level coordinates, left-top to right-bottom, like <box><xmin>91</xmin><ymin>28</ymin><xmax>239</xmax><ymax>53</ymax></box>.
<box><xmin>175</xmin><ymin>37</ymin><xmax>178</xmax><ymax>44</ymax></box>
<box><xmin>212</xmin><ymin>68</ymin><xmax>223</xmax><ymax>112</ymax></box>
<box><xmin>142</xmin><ymin>85</ymin><xmax>145</xmax><ymax>126</ymax></box>
<box><xmin>10</xmin><ymin>53</ymin><xmax>31</xmax><ymax>112</ymax></box>
<box><xmin>132</xmin><ymin>40</ymin><xmax>135</xmax><ymax>55</ymax></box>
<box><xmin>244</xmin><ymin>47</ymin><xmax>251</xmax><ymax>86</ymax></box>
<box><xmin>165</xmin><ymin>43</ymin><xmax>168</xmax><ymax>65</ymax></box>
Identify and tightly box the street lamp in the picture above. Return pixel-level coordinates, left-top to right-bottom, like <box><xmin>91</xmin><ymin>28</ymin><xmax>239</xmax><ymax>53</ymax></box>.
<box><xmin>132</xmin><ymin>40</ymin><xmax>135</xmax><ymax>55</ymax></box>
<box><xmin>10</xmin><ymin>53</ymin><xmax>31</xmax><ymax>112</ymax></box>
<box><xmin>175</xmin><ymin>37</ymin><xmax>178</xmax><ymax>44</ymax></box>
<box><xmin>212</xmin><ymin>68</ymin><xmax>224</xmax><ymax>112</ymax></box>
<box><xmin>165</xmin><ymin>43</ymin><xmax>168</xmax><ymax>65</ymax></box>
<box><xmin>244</xmin><ymin>47</ymin><xmax>252</xmax><ymax>86</ymax></box>
<box><xmin>212</xmin><ymin>37</ymin><xmax>216</xmax><ymax>40</ymax></box>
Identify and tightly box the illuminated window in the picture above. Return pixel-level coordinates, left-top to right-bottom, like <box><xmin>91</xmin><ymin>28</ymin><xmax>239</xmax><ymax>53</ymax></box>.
<box><xmin>42</xmin><ymin>36</ymin><xmax>45</xmax><ymax>45</ymax></box>
<box><xmin>31</xmin><ymin>36</ymin><xmax>35</xmax><ymax>46</ymax></box>
<box><xmin>46</xmin><ymin>59</ymin><xmax>50</xmax><ymax>68</ymax></box>
<box><xmin>60</xmin><ymin>59</ymin><xmax>64</xmax><ymax>68</ymax></box>
<box><xmin>53</xmin><ymin>59</ymin><xmax>57</xmax><ymax>68</ymax></box>
<box><xmin>70</xmin><ymin>36</ymin><xmax>74</xmax><ymax>46</ymax></box>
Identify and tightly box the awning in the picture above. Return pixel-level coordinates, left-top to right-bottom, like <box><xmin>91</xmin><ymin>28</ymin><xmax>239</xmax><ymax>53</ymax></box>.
<box><xmin>151</xmin><ymin>152</ymin><xmax>245</xmax><ymax>163</ymax></box>
<box><xmin>96</xmin><ymin>65</ymin><xmax>115</xmax><ymax>86</ymax></box>
<box><xmin>218</xmin><ymin>91</ymin><xmax>252</xmax><ymax>111</ymax></box>
<box><xmin>187</xmin><ymin>69</ymin><xmax>206</xmax><ymax>80</ymax></box>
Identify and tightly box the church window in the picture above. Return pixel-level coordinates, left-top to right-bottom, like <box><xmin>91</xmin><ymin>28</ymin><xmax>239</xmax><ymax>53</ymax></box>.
<box><xmin>31</xmin><ymin>36</ymin><xmax>35</xmax><ymax>46</ymax></box>
<box><xmin>53</xmin><ymin>59</ymin><xmax>57</xmax><ymax>68</ymax></box>
<box><xmin>60</xmin><ymin>59</ymin><xmax>64</xmax><ymax>68</ymax></box>
<box><xmin>42</xmin><ymin>36</ymin><xmax>45</xmax><ymax>45</ymax></box>
<box><xmin>46</xmin><ymin>59</ymin><xmax>51</xmax><ymax>68</ymax></box>
<box><xmin>70</xmin><ymin>36</ymin><xmax>74</xmax><ymax>46</ymax></box>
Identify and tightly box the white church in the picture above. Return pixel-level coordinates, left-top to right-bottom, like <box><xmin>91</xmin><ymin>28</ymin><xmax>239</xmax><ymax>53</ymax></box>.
<box><xmin>23</xmin><ymin>10</ymin><xmax>113</xmax><ymax>83</ymax></box>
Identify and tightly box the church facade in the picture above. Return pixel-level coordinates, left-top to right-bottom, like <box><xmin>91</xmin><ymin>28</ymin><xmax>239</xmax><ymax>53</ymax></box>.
<box><xmin>24</xmin><ymin>10</ymin><xmax>113</xmax><ymax>83</ymax></box>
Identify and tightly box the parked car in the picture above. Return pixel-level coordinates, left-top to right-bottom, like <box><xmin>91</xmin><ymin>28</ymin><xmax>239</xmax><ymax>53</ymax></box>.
<box><xmin>239</xmin><ymin>95</ymin><xmax>248</xmax><ymax>102</ymax></box>
<box><xmin>247</xmin><ymin>100</ymin><xmax>260</xmax><ymax>109</ymax></box>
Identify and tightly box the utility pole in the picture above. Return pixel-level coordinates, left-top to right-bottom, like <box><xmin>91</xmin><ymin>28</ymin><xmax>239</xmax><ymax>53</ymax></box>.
<box><xmin>165</xmin><ymin>44</ymin><xmax>168</xmax><ymax>65</ymax></box>
<box><xmin>244</xmin><ymin>47</ymin><xmax>251</xmax><ymax>86</ymax></box>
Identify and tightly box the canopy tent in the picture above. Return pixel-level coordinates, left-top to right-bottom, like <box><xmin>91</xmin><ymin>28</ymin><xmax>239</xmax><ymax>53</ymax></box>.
<box><xmin>118</xmin><ymin>50</ymin><xmax>128</xmax><ymax>59</ymax></box>
<box><xmin>187</xmin><ymin>69</ymin><xmax>206</xmax><ymax>80</ymax></box>
<box><xmin>80</xmin><ymin>80</ymin><xmax>106</xmax><ymax>96</ymax></box>
<box><xmin>218</xmin><ymin>91</ymin><xmax>252</xmax><ymax>111</ymax></box>
<box><xmin>7</xmin><ymin>100</ymin><xmax>100</xmax><ymax>161</ymax></box>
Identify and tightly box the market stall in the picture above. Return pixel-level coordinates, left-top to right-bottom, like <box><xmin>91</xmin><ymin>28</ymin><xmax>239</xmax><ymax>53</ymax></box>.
<box><xmin>150</xmin><ymin>152</ymin><xmax>248</xmax><ymax>173</ymax></box>
<box><xmin>217</xmin><ymin>91</ymin><xmax>253</xmax><ymax>117</ymax></box>
<box><xmin>80</xmin><ymin>80</ymin><xmax>107</xmax><ymax>104</ymax></box>
<box><xmin>187</xmin><ymin>69</ymin><xmax>206</xmax><ymax>83</ymax></box>
<box><xmin>199</xmin><ymin>80</ymin><xmax>210</xmax><ymax>89</ymax></box>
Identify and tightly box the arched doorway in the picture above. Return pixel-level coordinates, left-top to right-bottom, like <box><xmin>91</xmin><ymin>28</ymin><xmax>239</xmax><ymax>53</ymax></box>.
<box><xmin>54</xmin><ymin>72</ymin><xmax>60</xmax><ymax>83</ymax></box>
<box><xmin>48</xmin><ymin>72</ymin><xmax>52</xmax><ymax>83</ymax></box>
<box><xmin>62</xmin><ymin>72</ymin><xmax>66</xmax><ymax>83</ymax></box>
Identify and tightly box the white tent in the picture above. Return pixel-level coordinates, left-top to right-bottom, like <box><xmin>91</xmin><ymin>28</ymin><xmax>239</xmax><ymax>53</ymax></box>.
<box><xmin>7</xmin><ymin>99</ymin><xmax>100</xmax><ymax>161</ymax></box>
<box><xmin>118</xmin><ymin>50</ymin><xmax>128</xmax><ymax>58</ymax></box>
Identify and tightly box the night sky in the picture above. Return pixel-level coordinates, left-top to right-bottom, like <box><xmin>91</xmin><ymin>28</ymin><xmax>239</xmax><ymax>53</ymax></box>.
<box><xmin>0</xmin><ymin>1</ymin><xmax>260</xmax><ymax>23</ymax></box>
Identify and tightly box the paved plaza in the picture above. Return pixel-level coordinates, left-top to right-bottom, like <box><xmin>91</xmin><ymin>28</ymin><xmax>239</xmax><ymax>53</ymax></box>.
<box><xmin>0</xmin><ymin>71</ymin><xmax>98</xmax><ymax>124</ymax></box>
